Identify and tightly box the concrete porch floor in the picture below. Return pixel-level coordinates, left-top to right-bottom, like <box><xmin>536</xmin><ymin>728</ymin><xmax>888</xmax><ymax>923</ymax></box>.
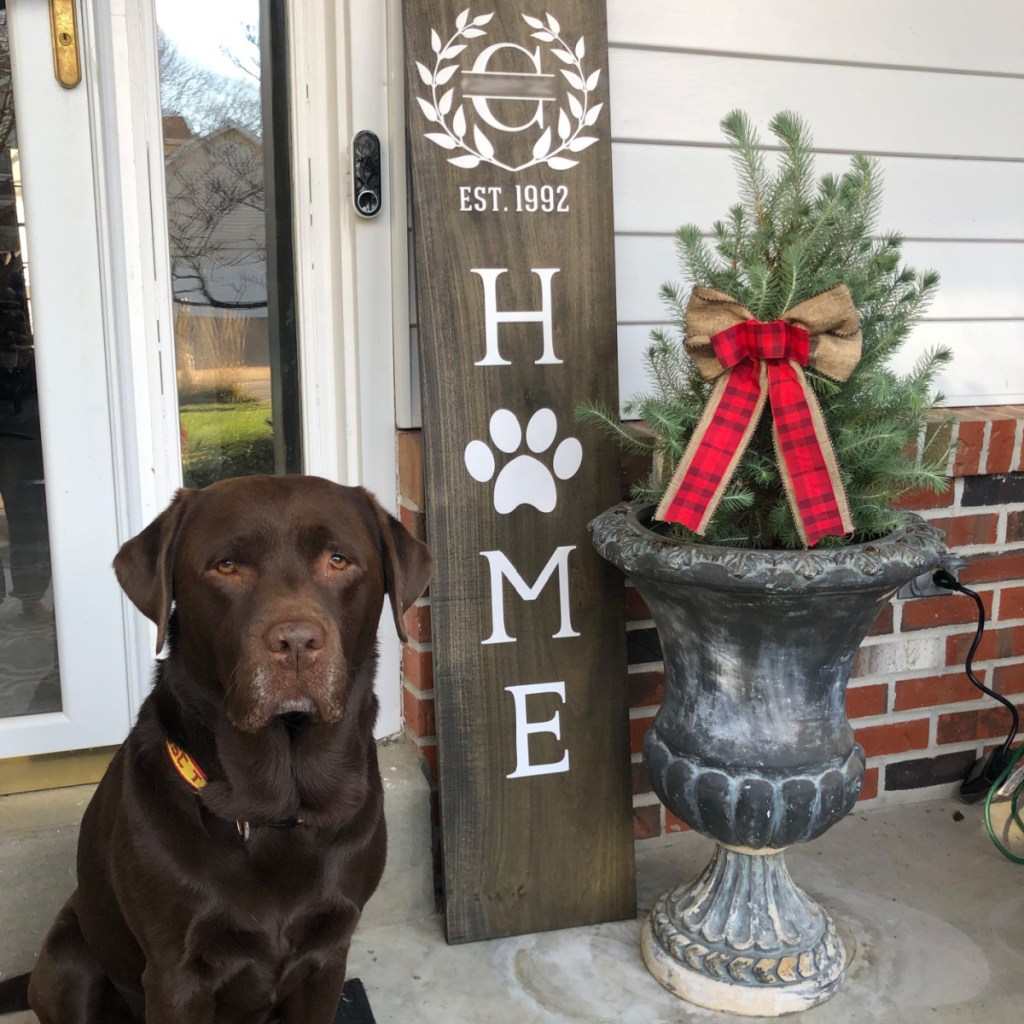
<box><xmin>3</xmin><ymin>790</ymin><xmax>1022</xmax><ymax>1023</ymax></box>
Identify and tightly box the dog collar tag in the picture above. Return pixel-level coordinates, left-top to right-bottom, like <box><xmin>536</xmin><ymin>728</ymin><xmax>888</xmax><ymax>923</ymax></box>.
<box><xmin>166</xmin><ymin>739</ymin><xmax>208</xmax><ymax>791</ymax></box>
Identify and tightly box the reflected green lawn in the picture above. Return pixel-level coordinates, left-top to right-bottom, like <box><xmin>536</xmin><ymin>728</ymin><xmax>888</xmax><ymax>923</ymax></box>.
<box><xmin>180</xmin><ymin>401</ymin><xmax>274</xmax><ymax>488</ymax></box>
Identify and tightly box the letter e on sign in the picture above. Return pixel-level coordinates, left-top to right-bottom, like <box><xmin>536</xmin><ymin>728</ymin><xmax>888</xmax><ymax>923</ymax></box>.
<box><xmin>506</xmin><ymin>681</ymin><xmax>570</xmax><ymax>779</ymax></box>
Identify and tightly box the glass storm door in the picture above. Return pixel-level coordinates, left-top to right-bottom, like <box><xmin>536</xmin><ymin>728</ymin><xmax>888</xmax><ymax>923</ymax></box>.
<box><xmin>0</xmin><ymin>0</ymin><xmax>133</xmax><ymax>758</ymax></box>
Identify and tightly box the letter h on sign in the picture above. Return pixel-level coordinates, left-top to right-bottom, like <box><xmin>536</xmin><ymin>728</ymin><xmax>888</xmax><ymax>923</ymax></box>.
<box><xmin>471</xmin><ymin>267</ymin><xmax>562</xmax><ymax>366</ymax></box>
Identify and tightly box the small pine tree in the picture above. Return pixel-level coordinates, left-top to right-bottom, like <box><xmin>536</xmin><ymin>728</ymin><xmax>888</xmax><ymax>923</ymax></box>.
<box><xmin>581</xmin><ymin>110</ymin><xmax>954</xmax><ymax>549</ymax></box>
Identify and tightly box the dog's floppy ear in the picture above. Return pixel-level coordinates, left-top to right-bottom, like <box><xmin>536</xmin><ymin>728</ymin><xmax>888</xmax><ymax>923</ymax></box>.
<box><xmin>113</xmin><ymin>489</ymin><xmax>196</xmax><ymax>653</ymax></box>
<box><xmin>369</xmin><ymin>497</ymin><xmax>432</xmax><ymax>643</ymax></box>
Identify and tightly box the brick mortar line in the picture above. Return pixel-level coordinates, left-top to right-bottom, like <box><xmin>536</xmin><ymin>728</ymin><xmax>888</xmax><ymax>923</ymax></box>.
<box><xmin>1013</xmin><ymin>418</ymin><xmax>1024</xmax><ymax>473</ymax></box>
<box><xmin>628</xmin><ymin>706</ymin><xmax>660</xmax><ymax>719</ymax></box>
<box><xmin>402</xmin><ymin>678</ymin><xmax>435</xmax><ymax>700</ymax></box>
<box><xmin>863</xmin><ymin>702</ymin><xmax>990</xmax><ymax>725</ymax></box>
<box><xmin>865</xmin><ymin>739</ymin><xmax>984</xmax><ymax>766</ymax></box>
<box><xmin>866</xmin><ymin>783</ymin><xmax>961</xmax><ymax>804</ymax></box>
<box><xmin>403</xmin><ymin>638</ymin><xmax>433</xmax><ymax>654</ymax></box>
<box><xmin>890</xmin><ymin>600</ymin><xmax>903</xmax><ymax>632</ymax></box>
<box><xmin>625</xmin><ymin>619</ymin><xmax>656</xmax><ymax>631</ymax></box>
<box><xmin>627</xmin><ymin>660</ymin><xmax>664</xmax><ymax>674</ymax></box>
<box><xmin>632</xmin><ymin>793</ymin><xmax>659</xmax><ymax>809</ymax></box>
<box><xmin>849</xmin><ymin>708</ymin><xmax>954</xmax><ymax>727</ymax></box>
<box><xmin>854</xmin><ymin>656</ymin><xmax>1023</xmax><ymax>685</ymax></box>
<box><xmin>978</xmin><ymin>420</ymin><xmax>993</xmax><ymax>475</ymax></box>
<box><xmin>866</xmin><ymin>664</ymin><xmax>989</xmax><ymax>682</ymax></box>
<box><xmin>871</xmin><ymin>601</ymin><xmax>1015</xmax><ymax>633</ymax></box>
<box><xmin>926</xmin><ymin>539</ymin><xmax>1024</xmax><ymax>557</ymax></box>
<box><xmin>944</xmin><ymin>421</ymin><xmax>961</xmax><ymax>477</ymax></box>
<box><xmin>930</xmin><ymin>503</ymin><xmax>1024</xmax><ymax>520</ymax></box>
<box><xmin>894</xmin><ymin>616</ymin><xmax>1024</xmax><ymax>639</ymax></box>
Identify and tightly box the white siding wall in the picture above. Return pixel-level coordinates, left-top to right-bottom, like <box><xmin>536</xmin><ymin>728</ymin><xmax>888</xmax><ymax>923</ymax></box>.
<box><xmin>610</xmin><ymin>0</ymin><xmax>1024</xmax><ymax>411</ymax></box>
<box><xmin>398</xmin><ymin>0</ymin><xmax>1024</xmax><ymax>427</ymax></box>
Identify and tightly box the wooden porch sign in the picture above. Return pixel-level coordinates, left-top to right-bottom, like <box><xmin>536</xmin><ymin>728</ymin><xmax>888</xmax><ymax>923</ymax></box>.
<box><xmin>402</xmin><ymin>1</ymin><xmax>634</xmax><ymax>943</ymax></box>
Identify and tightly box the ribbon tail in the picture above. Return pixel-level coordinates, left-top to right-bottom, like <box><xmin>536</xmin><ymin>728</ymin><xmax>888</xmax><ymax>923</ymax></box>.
<box><xmin>769</xmin><ymin>361</ymin><xmax>853</xmax><ymax>547</ymax></box>
<box><xmin>655</xmin><ymin>362</ymin><xmax>767</xmax><ymax>532</ymax></box>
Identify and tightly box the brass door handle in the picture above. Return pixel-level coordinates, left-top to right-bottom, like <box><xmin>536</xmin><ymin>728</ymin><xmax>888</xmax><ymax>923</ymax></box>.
<box><xmin>49</xmin><ymin>0</ymin><xmax>81</xmax><ymax>89</ymax></box>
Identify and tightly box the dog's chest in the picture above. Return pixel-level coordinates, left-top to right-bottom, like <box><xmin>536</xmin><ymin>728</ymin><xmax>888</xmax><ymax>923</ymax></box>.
<box><xmin>183</xmin><ymin>846</ymin><xmax>359</xmax><ymax>1009</ymax></box>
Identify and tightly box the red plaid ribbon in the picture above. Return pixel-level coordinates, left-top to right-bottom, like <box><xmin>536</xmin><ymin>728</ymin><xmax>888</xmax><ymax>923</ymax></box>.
<box><xmin>658</xmin><ymin>317</ymin><xmax>853</xmax><ymax>546</ymax></box>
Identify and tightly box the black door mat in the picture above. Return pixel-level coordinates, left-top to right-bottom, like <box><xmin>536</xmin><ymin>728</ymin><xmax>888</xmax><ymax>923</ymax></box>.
<box><xmin>336</xmin><ymin>977</ymin><xmax>376</xmax><ymax>1024</ymax></box>
<box><xmin>0</xmin><ymin>972</ymin><xmax>375</xmax><ymax>1022</ymax></box>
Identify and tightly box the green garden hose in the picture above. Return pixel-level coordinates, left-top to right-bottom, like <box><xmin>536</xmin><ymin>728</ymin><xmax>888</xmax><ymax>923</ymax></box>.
<box><xmin>984</xmin><ymin>742</ymin><xmax>1024</xmax><ymax>864</ymax></box>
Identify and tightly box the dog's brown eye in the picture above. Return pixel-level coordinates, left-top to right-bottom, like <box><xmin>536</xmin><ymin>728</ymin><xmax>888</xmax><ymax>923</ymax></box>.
<box><xmin>216</xmin><ymin>560</ymin><xmax>237</xmax><ymax>575</ymax></box>
<box><xmin>329</xmin><ymin>554</ymin><xmax>350</xmax><ymax>571</ymax></box>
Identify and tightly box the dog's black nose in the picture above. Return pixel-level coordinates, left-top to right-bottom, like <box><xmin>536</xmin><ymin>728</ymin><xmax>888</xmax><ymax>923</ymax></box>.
<box><xmin>265</xmin><ymin>620</ymin><xmax>326</xmax><ymax>666</ymax></box>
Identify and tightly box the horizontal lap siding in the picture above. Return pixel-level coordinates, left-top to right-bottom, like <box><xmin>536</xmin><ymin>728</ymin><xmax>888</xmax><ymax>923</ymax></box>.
<box><xmin>606</xmin><ymin>0</ymin><xmax>1024</xmax><ymax>75</ymax></box>
<box><xmin>607</xmin><ymin>0</ymin><xmax>1024</xmax><ymax>412</ymax></box>
<box><xmin>609</xmin><ymin>52</ymin><xmax>1024</xmax><ymax>158</ymax></box>
<box><xmin>613</xmin><ymin>146</ymin><xmax>1024</xmax><ymax>242</ymax></box>
<box><xmin>614</xmin><ymin>238</ymin><xmax>1024</xmax><ymax>323</ymax></box>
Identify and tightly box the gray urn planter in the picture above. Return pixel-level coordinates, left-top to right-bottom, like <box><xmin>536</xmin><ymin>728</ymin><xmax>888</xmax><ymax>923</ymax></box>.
<box><xmin>590</xmin><ymin>502</ymin><xmax>947</xmax><ymax>1016</ymax></box>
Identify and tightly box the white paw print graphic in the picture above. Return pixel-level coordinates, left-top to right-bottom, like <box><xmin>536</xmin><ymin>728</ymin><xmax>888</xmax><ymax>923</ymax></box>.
<box><xmin>464</xmin><ymin>408</ymin><xmax>583</xmax><ymax>514</ymax></box>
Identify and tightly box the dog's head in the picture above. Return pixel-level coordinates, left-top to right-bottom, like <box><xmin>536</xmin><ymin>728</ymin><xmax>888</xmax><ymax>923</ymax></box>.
<box><xmin>113</xmin><ymin>476</ymin><xmax>431</xmax><ymax>733</ymax></box>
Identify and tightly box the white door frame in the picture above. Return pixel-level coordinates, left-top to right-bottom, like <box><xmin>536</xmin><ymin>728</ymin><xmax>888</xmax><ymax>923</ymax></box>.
<box><xmin>289</xmin><ymin>0</ymin><xmax>407</xmax><ymax>735</ymax></box>
<box><xmin>100</xmin><ymin>0</ymin><xmax>408</xmax><ymax>739</ymax></box>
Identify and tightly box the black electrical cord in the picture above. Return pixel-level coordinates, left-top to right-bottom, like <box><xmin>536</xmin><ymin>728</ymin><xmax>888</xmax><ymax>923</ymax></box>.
<box><xmin>932</xmin><ymin>568</ymin><xmax>1024</xmax><ymax>862</ymax></box>
<box><xmin>932</xmin><ymin>569</ymin><xmax>1019</xmax><ymax>768</ymax></box>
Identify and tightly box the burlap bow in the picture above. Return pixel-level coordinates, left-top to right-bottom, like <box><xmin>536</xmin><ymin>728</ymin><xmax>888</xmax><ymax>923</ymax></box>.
<box><xmin>655</xmin><ymin>284</ymin><xmax>862</xmax><ymax>547</ymax></box>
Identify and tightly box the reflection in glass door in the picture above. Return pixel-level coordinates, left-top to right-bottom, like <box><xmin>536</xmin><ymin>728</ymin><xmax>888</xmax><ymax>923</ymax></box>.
<box><xmin>0</xmin><ymin>8</ymin><xmax>59</xmax><ymax>720</ymax></box>
<box><xmin>156</xmin><ymin>0</ymin><xmax>302</xmax><ymax>488</ymax></box>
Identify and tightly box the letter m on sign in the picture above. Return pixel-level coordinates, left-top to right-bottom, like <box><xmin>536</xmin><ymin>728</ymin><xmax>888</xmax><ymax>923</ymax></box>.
<box><xmin>480</xmin><ymin>546</ymin><xmax>580</xmax><ymax>645</ymax></box>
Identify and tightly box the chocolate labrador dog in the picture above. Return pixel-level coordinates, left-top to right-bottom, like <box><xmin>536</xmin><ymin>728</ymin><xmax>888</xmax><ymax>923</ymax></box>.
<box><xmin>26</xmin><ymin>475</ymin><xmax>431</xmax><ymax>1023</ymax></box>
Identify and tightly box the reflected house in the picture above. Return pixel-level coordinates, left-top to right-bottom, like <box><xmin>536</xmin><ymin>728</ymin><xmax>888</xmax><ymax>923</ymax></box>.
<box><xmin>163</xmin><ymin>117</ymin><xmax>269</xmax><ymax>382</ymax></box>
<box><xmin>163</xmin><ymin>116</ymin><xmax>277</xmax><ymax>486</ymax></box>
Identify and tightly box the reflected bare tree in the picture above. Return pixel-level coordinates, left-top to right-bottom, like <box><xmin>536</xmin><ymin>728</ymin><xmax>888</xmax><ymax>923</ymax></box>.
<box><xmin>165</xmin><ymin>130</ymin><xmax>266</xmax><ymax>310</ymax></box>
<box><xmin>159</xmin><ymin>28</ymin><xmax>266</xmax><ymax>312</ymax></box>
<box><xmin>158</xmin><ymin>29</ymin><xmax>261</xmax><ymax>136</ymax></box>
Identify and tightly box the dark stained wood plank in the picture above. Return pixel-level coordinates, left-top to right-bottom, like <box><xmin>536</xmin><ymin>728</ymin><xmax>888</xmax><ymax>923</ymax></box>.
<box><xmin>403</xmin><ymin>0</ymin><xmax>634</xmax><ymax>943</ymax></box>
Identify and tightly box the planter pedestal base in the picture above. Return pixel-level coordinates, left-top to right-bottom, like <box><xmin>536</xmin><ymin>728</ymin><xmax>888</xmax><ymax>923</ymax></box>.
<box><xmin>641</xmin><ymin>844</ymin><xmax>845</xmax><ymax>1017</ymax></box>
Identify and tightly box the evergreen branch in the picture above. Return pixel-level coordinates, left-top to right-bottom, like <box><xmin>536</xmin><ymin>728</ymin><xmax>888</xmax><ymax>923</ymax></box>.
<box><xmin>587</xmin><ymin>111</ymin><xmax>950</xmax><ymax>550</ymax></box>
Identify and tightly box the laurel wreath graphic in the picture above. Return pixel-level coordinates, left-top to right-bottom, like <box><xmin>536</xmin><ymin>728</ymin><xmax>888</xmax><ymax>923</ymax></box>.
<box><xmin>414</xmin><ymin>9</ymin><xmax>603</xmax><ymax>173</ymax></box>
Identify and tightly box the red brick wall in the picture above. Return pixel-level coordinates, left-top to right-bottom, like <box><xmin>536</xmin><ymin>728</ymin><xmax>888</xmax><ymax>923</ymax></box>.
<box><xmin>397</xmin><ymin>407</ymin><xmax>1024</xmax><ymax>842</ymax></box>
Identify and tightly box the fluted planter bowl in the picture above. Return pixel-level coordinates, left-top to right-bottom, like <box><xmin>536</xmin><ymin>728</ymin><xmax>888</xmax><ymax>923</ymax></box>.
<box><xmin>590</xmin><ymin>502</ymin><xmax>946</xmax><ymax>1016</ymax></box>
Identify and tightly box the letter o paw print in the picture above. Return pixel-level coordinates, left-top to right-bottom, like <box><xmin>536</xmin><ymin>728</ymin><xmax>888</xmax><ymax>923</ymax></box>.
<box><xmin>464</xmin><ymin>408</ymin><xmax>583</xmax><ymax>514</ymax></box>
